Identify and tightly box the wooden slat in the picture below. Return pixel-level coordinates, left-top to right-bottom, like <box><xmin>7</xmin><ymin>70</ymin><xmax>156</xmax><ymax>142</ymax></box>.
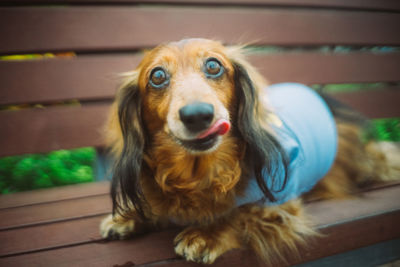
<box><xmin>0</xmin><ymin>55</ymin><xmax>138</xmax><ymax>105</ymax></box>
<box><xmin>0</xmin><ymin>194</ymin><xmax>111</xmax><ymax>231</ymax></box>
<box><xmin>1</xmin><ymin>7</ymin><xmax>400</xmax><ymax>54</ymax></box>
<box><xmin>3</xmin><ymin>0</ymin><xmax>400</xmax><ymax>12</ymax></box>
<box><xmin>0</xmin><ymin>215</ymin><xmax>104</xmax><ymax>257</ymax></box>
<box><xmin>1</xmin><ymin>184</ymin><xmax>399</xmax><ymax>266</ymax></box>
<box><xmin>0</xmin><ymin>182</ymin><xmax>109</xmax><ymax>210</ymax></box>
<box><xmin>1</xmin><ymin>182</ymin><xmax>399</xmax><ymax>259</ymax></box>
<box><xmin>143</xmin><ymin>212</ymin><xmax>400</xmax><ymax>267</ymax></box>
<box><xmin>0</xmin><ymin>230</ymin><xmax>180</xmax><ymax>267</ymax></box>
<box><xmin>307</xmin><ymin>185</ymin><xmax>400</xmax><ymax>227</ymax></box>
<box><xmin>0</xmin><ymin>103</ymin><xmax>110</xmax><ymax>157</ymax></box>
<box><xmin>330</xmin><ymin>88</ymin><xmax>400</xmax><ymax>119</ymax></box>
<box><xmin>293</xmin><ymin>239</ymin><xmax>400</xmax><ymax>267</ymax></box>
<box><xmin>250</xmin><ymin>52</ymin><xmax>400</xmax><ymax>86</ymax></box>
<box><xmin>292</xmin><ymin>212</ymin><xmax>400</xmax><ymax>266</ymax></box>
<box><xmin>1</xmin><ymin>52</ymin><xmax>400</xmax><ymax>106</ymax></box>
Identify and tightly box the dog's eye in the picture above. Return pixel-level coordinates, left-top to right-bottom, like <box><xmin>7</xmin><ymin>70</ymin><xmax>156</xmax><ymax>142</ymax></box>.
<box><xmin>204</xmin><ymin>58</ymin><xmax>224</xmax><ymax>78</ymax></box>
<box><xmin>149</xmin><ymin>67</ymin><xmax>169</xmax><ymax>89</ymax></box>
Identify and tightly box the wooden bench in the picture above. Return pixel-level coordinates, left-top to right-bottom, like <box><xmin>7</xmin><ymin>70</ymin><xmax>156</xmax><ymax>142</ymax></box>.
<box><xmin>0</xmin><ymin>1</ymin><xmax>399</xmax><ymax>266</ymax></box>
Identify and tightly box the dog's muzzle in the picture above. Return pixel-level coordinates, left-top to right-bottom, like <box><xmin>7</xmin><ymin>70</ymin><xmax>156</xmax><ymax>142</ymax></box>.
<box><xmin>179</xmin><ymin>102</ymin><xmax>214</xmax><ymax>133</ymax></box>
<box><xmin>177</xmin><ymin>102</ymin><xmax>230</xmax><ymax>152</ymax></box>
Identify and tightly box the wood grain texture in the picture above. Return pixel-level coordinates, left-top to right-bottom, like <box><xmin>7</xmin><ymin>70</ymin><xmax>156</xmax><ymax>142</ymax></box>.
<box><xmin>2</xmin><ymin>52</ymin><xmax>400</xmax><ymax>105</ymax></box>
<box><xmin>307</xmin><ymin>185</ymin><xmax>400</xmax><ymax>227</ymax></box>
<box><xmin>0</xmin><ymin>104</ymin><xmax>110</xmax><ymax>157</ymax></box>
<box><xmin>0</xmin><ymin>230</ymin><xmax>180</xmax><ymax>267</ymax></box>
<box><xmin>0</xmin><ymin>182</ymin><xmax>109</xmax><ymax>209</ymax></box>
<box><xmin>0</xmin><ymin>215</ymin><xmax>104</xmax><ymax>257</ymax></box>
<box><xmin>331</xmin><ymin>88</ymin><xmax>400</xmax><ymax>119</ymax></box>
<box><xmin>249</xmin><ymin>52</ymin><xmax>400</xmax><ymax>85</ymax></box>
<box><xmin>1</xmin><ymin>184</ymin><xmax>399</xmax><ymax>266</ymax></box>
<box><xmin>0</xmin><ymin>55</ymin><xmax>139</xmax><ymax>105</ymax></box>
<box><xmin>141</xmin><ymin>212</ymin><xmax>400</xmax><ymax>267</ymax></box>
<box><xmin>1</xmin><ymin>7</ymin><xmax>399</xmax><ymax>54</ymax></box>
<box><xmin>3</xmin><ymin>0</ymin><xmax>400</xmax><ymax>11</ymax></box>
<box><xmin>0</xmin><ymin>194</ymin><xmax>111</xmax><ymax>231</ymax></box>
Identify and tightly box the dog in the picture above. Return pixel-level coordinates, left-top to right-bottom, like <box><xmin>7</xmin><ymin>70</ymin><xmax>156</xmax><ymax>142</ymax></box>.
<box><xmin>100</xmin><ymin>38</ymin><xmax>398</xmax><ymax>264</ymax></box>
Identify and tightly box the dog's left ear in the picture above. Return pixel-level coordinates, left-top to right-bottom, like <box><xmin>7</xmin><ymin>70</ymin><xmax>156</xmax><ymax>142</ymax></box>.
<box><xmin>227</xmin><ymin>47</ymin><xmax>290</xmax><ymax>202</ymax></box>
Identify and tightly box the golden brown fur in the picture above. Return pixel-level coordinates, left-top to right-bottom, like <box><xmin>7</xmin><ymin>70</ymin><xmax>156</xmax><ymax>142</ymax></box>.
<box><xmin>100</xmin><ymin>38</ymin><xmax>398</xmax><ymax>264</ymax></box>
<box><xmin>305</xmin><ymin>123</ymin><xmax>398</xmax><ymax>201</ymax></box>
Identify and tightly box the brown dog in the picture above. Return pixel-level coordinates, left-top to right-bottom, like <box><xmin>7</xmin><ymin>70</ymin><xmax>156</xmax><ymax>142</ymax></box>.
<box><xmin>100</xmin><ymin>38</ymin><xmax>397</xmax><ymax>264</ymax></box>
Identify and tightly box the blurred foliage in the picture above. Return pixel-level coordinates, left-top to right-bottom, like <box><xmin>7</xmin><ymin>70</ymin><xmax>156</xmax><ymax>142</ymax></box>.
<box><xmin>247</xmin><ymin>45</ymin><xmax>400</xmax><ymax>54</ymax></box>
<box><xmin>0</xmin><ymin>53</ymin><xmax>56</xmax><ymax>61</ymax></box>
<box><xmin>312</xmin><ymin>83</ymin><xmax>386</xmax><ymax>93</ymax></box>
<box><xmin>0</xmin><ymin>147</ymin><xmax>95</xmax><ymax>194</ymax></box>
<box><xmin>0</xmin><ymin>100</ymin><xmax>81</xmax><ymax>112</ymax></box>
<box><xmin>0</xmin><ymin>52</ymin><xmax>75</xmax><ymax>61</ymax></box>
<box><xmin>372</xmin><ymin>118</ymin><xmax>400</xmax><ymax>142</ymax></box>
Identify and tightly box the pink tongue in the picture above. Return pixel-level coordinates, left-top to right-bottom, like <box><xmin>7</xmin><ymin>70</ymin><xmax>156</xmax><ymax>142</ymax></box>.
<box><xmin>197</xmin><ymin>119</ymin><xmax>231</xmax><ymax>139</ymax></box>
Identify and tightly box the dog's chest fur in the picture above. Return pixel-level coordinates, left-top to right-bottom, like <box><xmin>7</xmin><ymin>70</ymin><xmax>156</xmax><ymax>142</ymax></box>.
<box><xmin>141</xmin><ymin>133</ymin><xmax>247</xmax><ymax>224</ymax></box>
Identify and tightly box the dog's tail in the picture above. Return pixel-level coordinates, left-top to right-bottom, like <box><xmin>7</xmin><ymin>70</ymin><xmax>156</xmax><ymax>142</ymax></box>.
<box><xmin>305</xmin><ymin>92</ymin><xmax>400</xmax><ymax>200</ymax></box>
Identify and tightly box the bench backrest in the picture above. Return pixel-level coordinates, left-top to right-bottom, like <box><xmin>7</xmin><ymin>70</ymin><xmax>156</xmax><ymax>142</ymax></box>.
<box><xmin>1</xmin><ymin>0</ymin><xmax>399</xmax><ymax>157</ymax></box>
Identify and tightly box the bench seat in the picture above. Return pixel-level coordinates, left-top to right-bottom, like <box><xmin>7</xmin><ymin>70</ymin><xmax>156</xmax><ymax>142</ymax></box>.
<box><xmin>1</xmin><ymin>1</ymin><xmax>399</xmax><ymax>266</ymax></box>
<box><xmin>0</xmin><ymin>182</ymin><xmax>399</xmax><ymax>266</ymax></box>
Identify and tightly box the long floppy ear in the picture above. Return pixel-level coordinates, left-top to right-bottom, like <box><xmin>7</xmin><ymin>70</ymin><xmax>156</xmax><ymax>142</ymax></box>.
<box><xmin>228</xmin><ymin>47</ymin><xmax>290</xmax><ymax>202</ymax></box>
<box><xmin>109</xmin><ymin>71</ymin><xmax>148</xmax><ymax>219</ymax></box>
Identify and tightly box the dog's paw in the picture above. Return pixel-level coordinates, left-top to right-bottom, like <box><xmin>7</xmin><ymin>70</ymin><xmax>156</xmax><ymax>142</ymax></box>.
<box><xmin>100</xmin><ymin>214</ymin><xmax>135</xmax><ymax>240</ymax></box>
<box><xmin>174</xmin><ymin>227</ymin><xmax>226</xmax><ymax>264</ymax></box>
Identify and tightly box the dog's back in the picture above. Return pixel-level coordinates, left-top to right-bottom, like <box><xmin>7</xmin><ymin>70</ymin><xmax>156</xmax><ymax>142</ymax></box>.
<box><xmin>306</xmin><ymin>90</ymin><xmax>400</xmax><ymax>200</ymax></box>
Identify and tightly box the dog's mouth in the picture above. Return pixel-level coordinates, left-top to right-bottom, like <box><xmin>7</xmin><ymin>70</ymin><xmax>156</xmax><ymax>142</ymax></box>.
<box><xmin>177</xmin><ymin>119</ymin><xmax>231</xmax><ymax>152</ymax></box>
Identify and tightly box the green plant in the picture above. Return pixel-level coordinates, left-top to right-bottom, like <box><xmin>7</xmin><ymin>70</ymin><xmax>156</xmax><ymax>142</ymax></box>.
<box><xmin>0</xmin><ymin>147</ymin><xmax>95</xmax><ymax>194</ymax></box>
<box><xmin>373</xmin><ymin>118</ymin><xmax>400</xmax><ymax>142</ymax></box>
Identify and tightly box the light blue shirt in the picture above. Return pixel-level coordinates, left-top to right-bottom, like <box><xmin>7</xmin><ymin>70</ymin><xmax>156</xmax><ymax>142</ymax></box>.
<box><xmin>236</xmin><ymin>83</ymin><xmax>337</xmax><ymax>206</ymax></box>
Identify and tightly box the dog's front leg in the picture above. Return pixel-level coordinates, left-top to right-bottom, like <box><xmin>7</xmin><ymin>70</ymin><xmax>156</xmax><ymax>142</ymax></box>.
<box><xmin>234</xmin><ymin>200</ymin><xmax>315</xmax><ymax>263</ymax></box>
<box><xmin>174</xmin><ymin>218</ymin><xmax>242</xmax><ymax>264</ymax></box>
<box><xmin>174</xmin><ymin>200</ymin><xmax>314</xmax><ymax>264</ymax></box>
<box><xmin>100</xmin><ymin>212</ymin><xmax>150</xmax><ymax>240</ymax></box>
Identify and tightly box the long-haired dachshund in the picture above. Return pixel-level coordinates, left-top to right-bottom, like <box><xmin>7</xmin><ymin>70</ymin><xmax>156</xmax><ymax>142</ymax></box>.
<box><xmin>100</xmin><ymin>38</ymin><xmax>398</xmax><ymax>264</ymax></box>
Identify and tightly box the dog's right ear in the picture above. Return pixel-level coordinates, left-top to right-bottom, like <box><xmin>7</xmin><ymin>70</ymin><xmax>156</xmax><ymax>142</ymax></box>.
<box><xmin>109</xmin><ymin>71</ymin><xmax>148</xmax><ymax>219</ymax></box>
<box><xmin>227</xmin><ymin>46</ymin><xmax>290</xmax><ymax>203</ymax></box>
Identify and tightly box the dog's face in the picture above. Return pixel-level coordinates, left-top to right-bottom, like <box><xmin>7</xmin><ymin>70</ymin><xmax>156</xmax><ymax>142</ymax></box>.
<box><xmin>136</xmin><ymin>39</ymin><xmax>237</xmax><ymax>153</ymax></box>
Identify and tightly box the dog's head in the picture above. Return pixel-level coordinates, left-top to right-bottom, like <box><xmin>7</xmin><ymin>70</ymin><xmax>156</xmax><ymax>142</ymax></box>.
<box><xmin>110</xmin><ymin>39</ymin><xmax>289</xmax><ymax>218</ymax></box>
<box><xmin>140</xmin><ymin>38</ymin><xmax>237</xmax><ymax>153</ymax></box>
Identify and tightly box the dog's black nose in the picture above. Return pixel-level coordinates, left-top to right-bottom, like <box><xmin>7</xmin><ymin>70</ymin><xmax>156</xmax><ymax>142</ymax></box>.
<box><xmin>179</xmin><ymin>102</ymin><xmax>214</xmax><ymax>132</ymax></box>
